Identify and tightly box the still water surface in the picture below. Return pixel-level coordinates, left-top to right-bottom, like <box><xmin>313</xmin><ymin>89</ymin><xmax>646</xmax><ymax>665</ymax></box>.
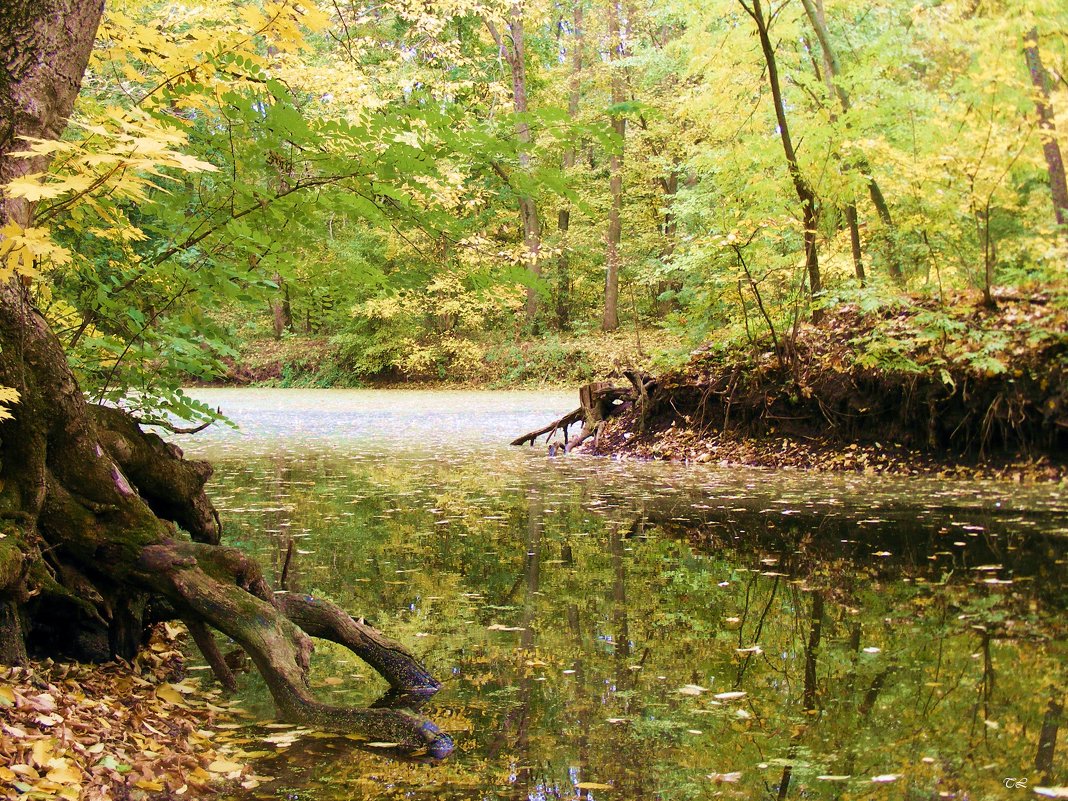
<box><xmin>179</xmin><ymin>389</ymin><xmax>1067</xmax><ymax>800</ymax></box>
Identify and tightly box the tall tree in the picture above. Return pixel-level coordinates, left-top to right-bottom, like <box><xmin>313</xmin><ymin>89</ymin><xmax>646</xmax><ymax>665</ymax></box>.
<box><xmin>740</xmin><ymin>0</ymin><xmax>821</xmax><ymax>300</ymax></box>
<box><xmin>0</xmin><ymin>0</ymin><xmax>451</xmax><ymax>754</ymax></box>
<box><xmin>1023</xmin><ymin>27</ymin><xmax>1068</xmax><ymax>229</ymax></box>
<box><xmin>555</xmin><ymin>1</ymin><xmax>584</xmax><ymax>330</ymax></box>
<box><xmin>603</xmin><ymin>0</ymin><xmax>626</xmax><ymax>332</ymax></box>
<box><xmin>487</xmin><ymin>8</ymin><xmax>543</xmax><ymax>326</ymax></box>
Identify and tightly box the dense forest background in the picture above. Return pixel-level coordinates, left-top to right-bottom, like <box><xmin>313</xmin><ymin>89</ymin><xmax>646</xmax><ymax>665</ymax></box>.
<box><xmin>3</xmin><ymin>0</ymin><xmax>1066</xmax><ymax>423</ymax></box>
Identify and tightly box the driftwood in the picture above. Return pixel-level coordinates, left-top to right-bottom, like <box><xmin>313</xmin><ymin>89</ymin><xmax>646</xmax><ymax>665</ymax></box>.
<box><xmin>512</xmin><ymin>381</ymin><xmax>642</xmax><ymax>451</ymax></box>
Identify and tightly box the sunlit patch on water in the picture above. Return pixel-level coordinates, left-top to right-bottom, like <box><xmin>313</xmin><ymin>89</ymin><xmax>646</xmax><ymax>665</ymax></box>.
<box><xmin>176</xmin><ymin>389</ymin><xmax>1068</xmax><ymax>801</ymax></box>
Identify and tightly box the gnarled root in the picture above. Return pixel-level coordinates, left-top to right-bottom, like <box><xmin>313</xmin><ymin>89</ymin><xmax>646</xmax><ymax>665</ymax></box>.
<box><xmin>0</xmin><ymin>280</ymin><xmax>452</xmax><ymax>756</ymax></box>
<box><xmin>92</xmin><ymin>405</ymin><xmax>221</xmax><ymax>545</ymax></box>
<box><xmin>276</xmin><ymin>592</ymin><xmax>441</xmax><ymax>693</ymax></box>
<box><xmin>136</xmin><ymin>542</ymin><xmax>453</xmax><ymax>756</ymax></box>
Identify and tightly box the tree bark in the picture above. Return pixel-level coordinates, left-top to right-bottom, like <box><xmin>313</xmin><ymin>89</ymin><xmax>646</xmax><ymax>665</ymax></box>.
<box><xmin>741</xmin><ymin>0</ymin><xmax>822</xmax><ymax>300</ymax></box>
<box><xmin>488</xmin><ymin>9</ymin><xmax>542</xmax><ymax>326</ymax></box>
<box><xmin>603</xmin><ymin>0</ymin><xmax>625</xmax><ymax>332</ymax></box>
<box><xmin>1034</xmin><ymin>691</ymin><xmax>1063</xmax><ymax>782</ymax></box>
<box><xmin>1024</xmin><ymin>28</ymin><xmax>1068</xmax><ymax>229</ymax></box>
<box><xmin>269</xmin><ymin>273</ymin><xmax>293</xmax><ymax>339</ymax></box>
<box><xmin>0</xmin><ymin>0</ymin><xmax>452</xmax><ymax>756</ymax></box>
<box><xmin>555</xmin><ymin>1</ymin><xmax>584</xmax><ymax>331</ymax></box>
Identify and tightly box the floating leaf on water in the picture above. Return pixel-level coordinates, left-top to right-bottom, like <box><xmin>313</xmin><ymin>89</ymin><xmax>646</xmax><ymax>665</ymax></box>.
<box><xmin>863</xmin><ymin>647</ymin><xmax>881</xmax><ymax>654</ymax></box>
<box><xmin>678</xmin><ymin>684</ymin><xmax>707</xmax><ymax>696</ymax></box>
<box><xmin>871</xmin><ymin>774</ymin><xmax>900</xmax><ymax>783</ymax></box>
<box><xmin>365</xmin><ymin>742</ymin><xmax>401</xmax><ymax>748</ymax></box>
<box><xmin>1034</xmin><ymin>788</ymin><xmax>1068</xmax><ymax>798</ymax></box>
<box><xmin>736</xmin><ymin>645</ymin><xmax>763</xmax><ymax>654</ymax></box>
<box><xmin>486</xmin><ymin>624</ymin><xmax>526</xmax><ymax>632</ymax></box>
<box><xmin>708</xmin><ymin>772</ymin><xmax>742</xmax><ymax>783</ymax></box>
<box><xmin>713</xmin><ymin>691</ymin><xmax>746</xmax><ymax>701</ymax></box>
<box><xmin>576</xmin><ymin>782</ymin><xmax>613</xmax><ymax>790</ymax></box>
<box><xmin>816</xmin><ymin>775</ymin><xmax>852</xmax><ymax>782</ymax></box>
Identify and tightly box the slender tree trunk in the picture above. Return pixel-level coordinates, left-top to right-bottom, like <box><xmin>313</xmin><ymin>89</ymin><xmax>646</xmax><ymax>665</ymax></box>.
<box><xmin>603</xmin><ymin>0</ymin><xmax>625</xmax><ymax>332</ymax></box>
<box><xmin>1024</xmin><ymin>28</ymin><xmax>1068</xmax><ymax>229</ymax></box>
<box><xmin>655</xmin><ymin>166</ymin><xmax>681</xmax><ymax>313</ymax></box>
<box><xmin>845</xmin><ymin>204</ymin><xmax>865</xmax><ymax>284</ymax></box>
<box><xmin>1035</xmin><ymin>691</ymin><xmax>1063</xmax><ymax>783</ymax></box>
<box><xmin>270</xmin><ymin>273</ymin><xmax>292</xmax><ymax>339</ymax></box>
<box><xmin>742</xmin><ymin>0</ymin><xmax>821</xmax><ymax>300</ymax></box>
<box><xmin>800</xmin><ymin>0</ymin><xmax>901</xmax><ymax>282</ymax></box>
<box><xmin>556</xmin><ymin>2</ymin><xmax>584</xmax><ymax>330</ymax></box>
<box><xmin>488</xmin><ymin>9</ymin><xmax>542</xmax><ymax>326</ymax></box>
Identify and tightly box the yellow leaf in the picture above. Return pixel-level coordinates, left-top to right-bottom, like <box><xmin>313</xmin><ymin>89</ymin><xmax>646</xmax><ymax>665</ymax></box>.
<box><xmin>46</xmin><ymin>762</ymin><xmax>83</xmax><ymax>784</ymax></box>
<box><xmin>31</xmin><ymin>739</ymin><xmax>54</xmax><ymax>767</ymax></box>
<box><xmin>4</xmin><ymin>175</ymin><xmax>62</xmax><ymax>202</ymax></box>
<box><xmin>170</xmin><ymin>152</ymin><xmax>218</xmax><ymax>172</ymax></box>
<box><xmin>155</xmin><ymin>684</ymin><xmax>186</xmax><ymax>705</ymax></box>
<box><xmin>207</xmin><ymin>759</ymin><xmax>244</xmax><ymax>774</ymax></box>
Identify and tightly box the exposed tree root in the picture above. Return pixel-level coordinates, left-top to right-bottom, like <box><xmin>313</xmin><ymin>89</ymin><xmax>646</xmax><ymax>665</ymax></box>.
<box><xmin>0</xmin><ymin>281</ymin><xmax>453</xmax><ymax>756</ymax></box>
<box><xmin>276</xmin><ymin>592</ymin><xmax>441</xmax><ymax>693</ymax></box>
<box><xmin>93</xmin><ymin>405</ymin><xmax>221</xmax><ymax>545</ymax></box>
<box><xmin>512</xmin><ymin>381</ymin><xmax>634</xmax><ymax>450</ymax></box>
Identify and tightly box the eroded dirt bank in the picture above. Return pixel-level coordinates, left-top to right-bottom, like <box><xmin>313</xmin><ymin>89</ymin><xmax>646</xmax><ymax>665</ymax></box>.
<box><xmin>557</xmin><ymin>292</ymin><xmax>1068</xmax><ymax>481</ymax></box>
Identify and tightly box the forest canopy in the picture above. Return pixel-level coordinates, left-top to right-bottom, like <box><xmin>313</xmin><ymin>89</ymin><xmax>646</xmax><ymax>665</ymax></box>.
<box><xmin>2</xmin><ymin>0</ymin><xmax>1066</xmax><ymax>413</ymax></box>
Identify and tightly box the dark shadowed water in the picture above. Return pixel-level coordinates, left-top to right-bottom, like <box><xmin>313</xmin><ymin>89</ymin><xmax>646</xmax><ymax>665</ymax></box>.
<box><xmin>177</xmin><ymin>388</ymin><xmax>1068</xmax><ymax>801</ymax></box>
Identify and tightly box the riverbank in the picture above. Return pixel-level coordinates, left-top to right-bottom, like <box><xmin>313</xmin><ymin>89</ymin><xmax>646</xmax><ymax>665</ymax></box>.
<box><xmin>0</xmin><ymin>625</ymin><xmax>256</xmax><ymax>800</ymax></box>
<box><xmin>566</xmin><ymin>289</ymin><xmax>1068</xmax><ymax>481</ymax></box>
<box><xmin>206</xmin><ymin>329</ymin><xmax>681</xmax><ymax>389</ymax></box>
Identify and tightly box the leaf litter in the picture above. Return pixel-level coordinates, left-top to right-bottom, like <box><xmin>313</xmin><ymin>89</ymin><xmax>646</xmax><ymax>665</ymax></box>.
<box><xmin>0</xmin><ymin>624</ymin><xmax>261</xmax><ymax>800</ymax></box>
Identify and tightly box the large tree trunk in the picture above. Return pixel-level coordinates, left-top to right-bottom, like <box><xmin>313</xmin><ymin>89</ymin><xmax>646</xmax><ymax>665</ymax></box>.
<box><xmin>0</xmin><ymin>0</ymin><xmax>452</xmax><ymax>757</ymax></box>
<box><xmin>1024</xmin><ymin>28</ymin><xmax>1068</xmax><ymax>229</ymax></box>
<box><xmin>603</xmin><ymin>0</ymin><xmax>625</xmax><ymax>332</ymax></box>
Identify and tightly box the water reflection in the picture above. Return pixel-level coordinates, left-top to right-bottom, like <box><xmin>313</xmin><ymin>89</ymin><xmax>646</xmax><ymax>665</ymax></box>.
<box><xmin>177</xmin><ymin>390</ymin><xmax>1067</xmax><ymax>800</ymax></box>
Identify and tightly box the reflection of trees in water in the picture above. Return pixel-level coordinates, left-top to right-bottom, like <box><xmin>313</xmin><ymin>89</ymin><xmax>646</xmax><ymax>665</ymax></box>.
<box><xmin>213</xmin><ymin>457</ymin><xmax>1065</xmax><ymax>800</ymax></box>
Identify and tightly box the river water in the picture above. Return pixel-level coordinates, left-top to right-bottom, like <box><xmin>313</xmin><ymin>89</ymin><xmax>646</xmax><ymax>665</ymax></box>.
<box><xmin>177</xmin><ymin>388</ymin><xmax>1067</xmax><ymax>800</ymax></box>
